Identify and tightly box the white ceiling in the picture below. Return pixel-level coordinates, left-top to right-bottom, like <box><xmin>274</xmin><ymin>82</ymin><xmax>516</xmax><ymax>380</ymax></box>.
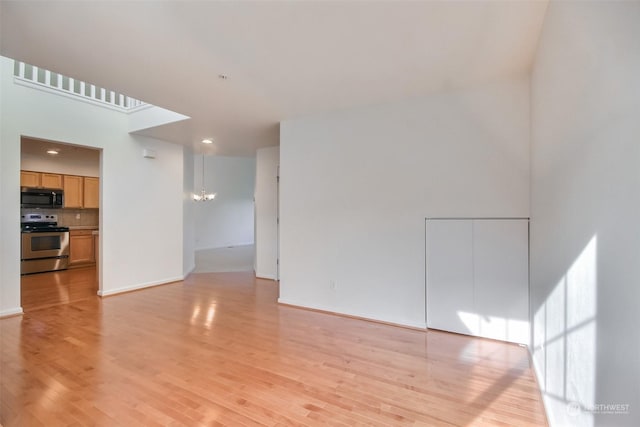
<box><xmin>21</xmin><ymin>136</ymin><xmax>100</xmax><ymax>164</ymax></box>
<box><xmin>20</xmin><ymin>137</ymin><xmax>100</xmax><ymax>164</ymax></box>
<box><xmin>0</xmin><ymin>1</ymin><xmax>548</xmax><ymax>156</ymax></box>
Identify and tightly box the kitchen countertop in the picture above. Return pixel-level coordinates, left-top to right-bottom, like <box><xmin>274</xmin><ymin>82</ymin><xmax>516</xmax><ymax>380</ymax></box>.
<box><xmin>68</xmin><ymin>225</ymin><xmax>99</xmax><ymax>230</ymax></box>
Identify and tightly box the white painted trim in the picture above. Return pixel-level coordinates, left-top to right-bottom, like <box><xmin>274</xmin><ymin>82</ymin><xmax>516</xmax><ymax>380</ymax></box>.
<box><xmin>13</xmin><ymin>77</ymin><xmax>150</xmax><ymax>114</ymax></box>
<box><xmin>125</xmin><ymin>103</ymin><xmax>154</xmax><ymax>114</ymax></box>
<box><xmin>182</xmin><ymin>266</ymin><xmax>195</xmax><ymax>279</ymax></box>
<box><xmin>97</xmin><ymin>276</ymin><xmax>183</xmax><ymax>297</ymax></box>
<box><xmin>0</xmin><ymin>307</ymin><xmax>24</xmax><ymax>318</ymax></box>
<box><xmin>256</xmin><ymin>273</ymin><xmax>277</xmax><ymax>280</ymax></box>
<box><xmin>194</xmin><ymin>242</ymin><xmax>255</xmax><ymax>251</ymax></box>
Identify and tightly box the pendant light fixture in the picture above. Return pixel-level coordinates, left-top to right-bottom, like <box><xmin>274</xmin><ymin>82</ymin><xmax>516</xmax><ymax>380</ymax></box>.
<box><xmin>193</xmin><ymin>154</ymin><xmax>216</xmax><ymax>201</ymax></box>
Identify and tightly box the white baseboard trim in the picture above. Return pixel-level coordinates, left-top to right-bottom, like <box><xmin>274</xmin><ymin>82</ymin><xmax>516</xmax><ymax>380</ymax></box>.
<box><xmin>0</xmin><ymin>307</ymin><xmax>24</xmax><ymax>318</ymax></box>
<box><xmin>195</xmin><ymin>242</ymin><xmax>255</xmax><ymax>251</ymax></box>
<box><xmin>183</xmin><ymin>265</ymin><xmax>195</xmax><ymax>279</ymax></box>
<box><xmin>277</xmin><ymin>298</ymin><xmax>427</xmax><ymax>330</ymax></box>
<box><xmin>529</xmin><ymin>347</ymin><xmax>553</xmax><ymax>426</ymax></box>
<box><xmin>256</xmin><ymin>273</ymin><xmax>277</xmax><ymax>280</ymax></box>
<box><xmin>98</xmin><ymin>276</ymin><xmax>184</xmax><ymax>297</ymax></box>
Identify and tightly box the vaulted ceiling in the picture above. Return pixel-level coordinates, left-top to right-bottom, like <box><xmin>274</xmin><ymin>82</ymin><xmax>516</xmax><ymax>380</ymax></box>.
<box><xmin>0</xmin><ymin>1</ymin><xmax>548</xmax><ymax>156</ymax></box>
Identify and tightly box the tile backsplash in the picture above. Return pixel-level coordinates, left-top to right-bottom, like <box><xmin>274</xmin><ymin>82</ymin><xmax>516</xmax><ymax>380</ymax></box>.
<box><xmin>21</xmin><ymin>208</ymin><xmax>98</xmax><ymax>227</ymax></box>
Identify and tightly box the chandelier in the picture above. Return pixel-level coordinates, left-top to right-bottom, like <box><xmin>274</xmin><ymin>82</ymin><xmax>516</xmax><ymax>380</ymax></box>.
<box><xmin>193</xmin><ymin>154</ymin><xmax>216</xmax><ymax>201</ymax></box>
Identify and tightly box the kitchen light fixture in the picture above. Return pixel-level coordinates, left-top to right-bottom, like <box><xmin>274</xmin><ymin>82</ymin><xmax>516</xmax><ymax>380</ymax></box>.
<box><xmin>201</xmin><ymin>138</ymin><xmax>213</xmax><ymax>144</ymax></box>
<box><xmin>193</xmin><ymin>154</ymin><xmax>216</xmax><ymax>202</ymax></box>
<box><xmin>46</xmin><ymin>149</ymin><xmax>59</xmax><ymax>155</ymax></box>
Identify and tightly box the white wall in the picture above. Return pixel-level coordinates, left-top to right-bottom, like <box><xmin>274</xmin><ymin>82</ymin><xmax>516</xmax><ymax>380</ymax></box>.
<box><xmin>254</xmin><ymin>146</ymin><xmax>279</xmax><ymax>279</ymax></box>
<box><xmin>530</xmin><ymin>2</ymin><xmax>640</xmax><ymax>426</ymax></box>
<box><xmin>194</xmin><ymin>155</ymin><xmax>256</xmax><ymax>250</ymax></box>
<box><xmin>279</xmin><ymin>75</ymin><xmax>530</xmax><ymax>328</ymax></box>
<box><xmin>0</xmin><ymin>55</ymin><xmax>185</xmax><ymax>313</ymax></box>
<box><xmin>183</xmin><ymin>145</ymin><xmax>195</xmax><ymax>276</ymax></box>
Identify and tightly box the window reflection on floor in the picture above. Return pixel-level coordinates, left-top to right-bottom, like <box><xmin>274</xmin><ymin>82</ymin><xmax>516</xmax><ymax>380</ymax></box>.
<box><xmin>21</xmin><ymin>266</ymin><xmax>98</xmax><ymax>311</ymax></box>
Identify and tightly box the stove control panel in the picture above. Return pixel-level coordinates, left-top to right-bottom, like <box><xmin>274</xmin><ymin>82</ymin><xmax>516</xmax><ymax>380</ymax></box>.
<box><xmin>21</xmin><ymin>213</ymin><xmax>58</xmax><ymax>224</ymax></box>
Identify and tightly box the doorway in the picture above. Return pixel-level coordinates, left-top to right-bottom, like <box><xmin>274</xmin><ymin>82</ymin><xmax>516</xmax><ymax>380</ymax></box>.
<box><xmin>20</xmin><ymin>136</ymin><xmax>102</xmax><ymax>311</ymax></box>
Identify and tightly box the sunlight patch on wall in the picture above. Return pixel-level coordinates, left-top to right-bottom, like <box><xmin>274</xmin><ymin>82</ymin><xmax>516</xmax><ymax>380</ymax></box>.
<box><xmin>457</xmin><ymin>311</ymin><xmax>529</xmax><ymax>343</ymax></box>
<box><xmin>533</xmin><ymin>235</ymin><xmax>598</xmax><ymax>426</ymax></box>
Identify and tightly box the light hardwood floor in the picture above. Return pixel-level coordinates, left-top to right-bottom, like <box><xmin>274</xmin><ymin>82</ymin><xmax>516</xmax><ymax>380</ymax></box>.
<box><xmin>2</xmin><ymin>272</ymin><xmax>547</xmax><ymax>426</ymax></box>
<box><xmin>20</xmin><ymin>266</ymin><xmax>98</xmax><ymax>312</ymax></box>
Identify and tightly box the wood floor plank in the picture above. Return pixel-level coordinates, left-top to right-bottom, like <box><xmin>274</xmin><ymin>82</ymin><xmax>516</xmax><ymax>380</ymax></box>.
<box><xmin>1</xmin><ymin>271</ymin><xmax>547</xmax><ymax>426</ymax></box>
<box><xmin>20</xmin><ymin>266</ymin><xmax>98</xmax><ymax>312</ymax></box>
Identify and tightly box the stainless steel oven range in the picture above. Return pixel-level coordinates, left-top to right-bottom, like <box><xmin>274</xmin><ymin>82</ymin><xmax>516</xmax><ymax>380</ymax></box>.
<box><xmin>21</xmin><ymin>213</ymin><xmax>70</xmax><ymax>275</ymax></box>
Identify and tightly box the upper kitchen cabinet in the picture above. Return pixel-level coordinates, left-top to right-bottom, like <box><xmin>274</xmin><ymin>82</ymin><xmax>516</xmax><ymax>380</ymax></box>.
<box><xmin>41</xmin><ymin>173</ymin><xmax>63</xmax><ymax>189</ymax></box>
<box><xmin>22</xmin><ymin>170</ymin><xmax>98</xmax><ymax>209</ymax></box>
<box><xmin>63</xmin><ymin>175</ymin><xmax>84</xmax><ymax>208</ymax></box>
<box><xmin>65</xmin><ymin>175</ymin><xmax>99</xmax><ymax>208</ymax></box>
<box><xmin>83</xmin><ymin>177</ymin><xmax>99</xmax><ymax>209</ymax></box>
<box><xmin>20</xmin><ymin>171</ymin><xmax>40</xmax><ymax>187</ymax></box>
<box><xmin>20</xmin><ymin>170</ymin><xmax>63</xmax><ymax>189</ymax></box>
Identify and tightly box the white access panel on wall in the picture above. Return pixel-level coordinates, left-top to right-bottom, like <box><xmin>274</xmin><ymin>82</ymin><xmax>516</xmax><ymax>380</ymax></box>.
<box><xmin>426</xmin><ymin>218</ymin><xmax>529</xmax><ymax>344</ymax></box>
<box><xmin>473</xmin><ymin>220</ymin><xmax>529</xmax><ymax>343</ymax></box>
<box><xmin>425</xmin><ymin>220</ymin><xmax>474</xmax><ymax>335</ymax></box>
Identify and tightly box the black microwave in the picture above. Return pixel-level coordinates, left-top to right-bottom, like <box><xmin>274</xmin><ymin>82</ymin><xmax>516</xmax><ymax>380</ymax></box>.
<box><xmin>20</xmin><ymin>187</ymin><xmax>64</xmax><ymax>209</ymax></box>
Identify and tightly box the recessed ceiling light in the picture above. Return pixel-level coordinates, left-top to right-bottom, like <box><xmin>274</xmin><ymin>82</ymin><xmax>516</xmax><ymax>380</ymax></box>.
<box><xmin>202</xmin><ymin>138</ymin><xmax>213</xmax><ymax>144</ymax></box>
<box><xmin>47</xmin><ymin>149</ymin><xmax>59</xmax><ymax>155</ymax></box>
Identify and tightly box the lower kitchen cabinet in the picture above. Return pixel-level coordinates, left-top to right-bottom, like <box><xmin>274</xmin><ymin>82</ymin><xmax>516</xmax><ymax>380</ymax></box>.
<box><xmin>69</xmin><ymin>230</ymin><xmax>96</xmax><ymax>267</ymax></box>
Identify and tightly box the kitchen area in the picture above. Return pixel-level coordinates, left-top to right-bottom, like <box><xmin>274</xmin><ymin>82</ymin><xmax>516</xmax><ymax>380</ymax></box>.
<box><xmin>20</xmin><ymin>137</ymin><xmax>100</xmax><ymax>311</ymax></box>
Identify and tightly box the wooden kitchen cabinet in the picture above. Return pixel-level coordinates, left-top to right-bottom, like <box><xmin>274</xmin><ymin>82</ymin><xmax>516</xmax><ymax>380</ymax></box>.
<box><xmin>20</xmin><ymin>170</ymin><xmax>64</xmax><ymax>188</ymax></box>
<box><xmin>21</xmin><ymin>170</ymin><xmax>98</xmax><ymax>208</ymax></box>
<box><xmin>63</xmin><ymin>175</ymin><xmax>84</xmax><ymax>208</ymax></box>
<box><xmin>69</xmin><ymin>230</ymin><xmax>95</xmax><ymax>267</ymax></box>
<box><xmin>41</xmin><ymin>173</ymin><xmax>63</xmax><ymax>189</ymax></box>
<box><xmin>83</xmin><ymin>177</ymin><xmax>99</xmax><ymax>208</ymax></box>
<box><xmin>20</xmin><ymin>171</ymin><xmax>40</xmax><ymax>187</ymax></box>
